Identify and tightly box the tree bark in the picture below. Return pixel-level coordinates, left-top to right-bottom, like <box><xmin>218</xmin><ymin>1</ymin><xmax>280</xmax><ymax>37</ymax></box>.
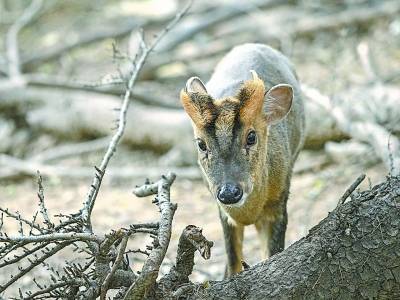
<box><xmin>184</xmin><ymin>175</ymin><xmax>400</xmax><ymax>299</ymax></box>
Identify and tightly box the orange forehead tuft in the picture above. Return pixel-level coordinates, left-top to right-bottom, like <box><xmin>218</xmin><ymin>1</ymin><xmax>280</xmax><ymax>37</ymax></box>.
<box><xmin>180</xmin><ymin>90</ymin><xmax>215</xmax><ymax>127</ymax></box>
<box><xmin>238</xmin><ymin>78</ymin><xmax>265</xmax><ymax>126</ymax></box>
<box><xmin>181</xmin><ymin>77</ymin><xmax>266</xmax><ymax>132</ymax></box>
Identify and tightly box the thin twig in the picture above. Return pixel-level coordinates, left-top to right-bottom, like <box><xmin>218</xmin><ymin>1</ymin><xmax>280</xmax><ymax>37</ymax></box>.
<box><xmin>337</xmin><ymin>174</ymin><xmax>366</xmax><ymax>207</ymax></box>
<box><xmin>36</xmin><ymin>171</ymin><xmax>53</xmax><ymax>229</ymax></box>
<box><xmin>0</xmin><ymin>242</ymin><xmax>50</xmax><ymax>268</ymax></box>
<box><xmin>21</xmin><ymin>279</ymin><xmax>84</xmax><ymax>300</ymax></box>
<box><xmin>0</xmin><ymin>242</ymin><xmax>70</xmax><ymax>293</ymax></box>
<box><xmin>100</xmin><ymin>235</ymin><xmax>129</xmax><ymax>299</ymax></box>
<box><xmin>0</xmin><ymin>207</ymin><xmax>42</xmax><ymax>233</ymax></box>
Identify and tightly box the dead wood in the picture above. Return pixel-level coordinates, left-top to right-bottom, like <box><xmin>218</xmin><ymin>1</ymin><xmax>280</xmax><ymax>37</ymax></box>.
<box><xmin>0</xmin><ymin>85</ymin><xmax>193</xmax><ymax>153</ymax></box>
<box><xmin>302</xmin><ymin>84</ymin><xmax>400</xmax><ymax>175</ymax></box>
<box><xmin>19</xmin><ymin>16</ymin><xmax>166</xmax><ymax>72</ymax></box>
<box><xmin>0</xmin><ymin>153</ymin><xmax>201</xmax><ymax>180</ymax></box>
<box><xmin>155</xmin><ymin>0</ymin><xmax>286</xmax><ymax>53</ymax></box>
<box><xmin>141</xmin><ymin>1</ymin><xmax>400</xmax><ymax>81</ymax></box>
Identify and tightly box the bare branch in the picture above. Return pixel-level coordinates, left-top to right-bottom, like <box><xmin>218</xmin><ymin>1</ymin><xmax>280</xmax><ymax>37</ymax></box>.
<box><xmin>20</xmin><ymin>73</ymin><xmax>180</xmax><ymax>109</ymax></box>
<box><xmin>6</xmin><ymin>0</ymin><xmax>43</xmax><ymax>79</ymax></box>
<box><xmin>0</xmin><ymin>242</ymin><xmax>70</xmax><ymax>293</ymax></box>
<box><xmin>124</xmin><ymin>173</ymin><xmax>177</xmax><ymax>299</ymax></box>
<box><xmin>81</xmin><ymin>0</ymin><xmax>193</xmax><ymax>227</ymax></box>
<box><xmin>302</xmin><ymin>84</ymin><xmax>400</xmax><ymax>175</ymax></box>
<box><xmin>0</xmin><ymin>232</ymin><xmax>101</xmax><ymax>243</ymax></box>
<box><xmin>0</xmin><ymin>154</ymin><xmax>201</xmax><ymax>180</ymax></box>
<box><xmin>159</xmin><ymin>225</ymin><xmax>213</xmax><ymax>293</ymax></box>
<box><xmin>100</xmin><ymin>235</ymin><xmax>129</xmax><ymax>299</ymax></box>
<box><xmin>0</xmin><ymin>243</ymin><xmax>49</xmax><ymax>268</ymax></box>
<box><xmin>156</xmin><ymin>0</ymin><xmax>284</xmax><ymax>52</ymax></box>
<box><xmin>20</xmin><ymin>16</ymin><xmax>170</xmax><ymax>70</ymax></box>
<box><xmin>36</xmin><ymin>171</ymin><xmax>53</xmax><ymax>229</ymax></box>
<box><xmin>0</xmin><ymin>207</ymin><xmax>42</xmax><ymax>233</ymax></box>
<box><xmin>337</xmin><ymin>174</ymin><xmax>366</xmax><ymax>207</ymax></box>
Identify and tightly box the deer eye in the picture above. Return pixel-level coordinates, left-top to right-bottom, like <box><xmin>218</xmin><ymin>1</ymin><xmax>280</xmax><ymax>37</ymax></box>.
<box><xmin>246</xmin><ymin>130</ymin><xmax>257</xmax><ymax>146</ymax></box>
<box><xmin>196</xmin><ymin>139</ymin><xmax>207</xmax><ymax>152</ymax></box>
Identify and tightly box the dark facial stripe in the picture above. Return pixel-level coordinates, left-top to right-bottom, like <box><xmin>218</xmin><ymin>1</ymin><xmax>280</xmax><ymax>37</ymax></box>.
<box><xmin>231</xmin><ymin>109</ymin><xmax>241</xmax><ymax>148</ymax></box>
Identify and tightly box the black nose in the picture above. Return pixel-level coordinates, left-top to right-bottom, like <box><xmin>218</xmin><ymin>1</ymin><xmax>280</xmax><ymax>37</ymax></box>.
<box><xmin>217</xmin><ymin>183</ymin><xmax>243</xmax><ymax>204</ymax></box>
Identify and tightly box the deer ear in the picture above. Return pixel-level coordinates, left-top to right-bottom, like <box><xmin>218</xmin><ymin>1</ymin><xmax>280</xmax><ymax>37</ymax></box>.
<box><xmin>181</xmin><ymin>77</ymin><xmax>214</xmax><ymax>127</ymax></box>
<box><xmin>185</xmin><ymin>76</ymin><xmax>207</xmax><ymax>94</ymax></box>
<box><xmin>238</xmin><ymin>70</ymin><xmax>266</xmax><ymax>125</ymax></box>
<box><xmin>264</xmin><ymin>84</ymin><xmax>293</xmax><ymax>124</ymax></box>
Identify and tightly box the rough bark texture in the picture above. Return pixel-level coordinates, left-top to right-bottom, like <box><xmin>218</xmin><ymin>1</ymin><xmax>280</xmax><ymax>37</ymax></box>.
<box><xmin>185</xmin><ymin>175</ymin><xmax>400</xmax><ymax>299</ymax></box>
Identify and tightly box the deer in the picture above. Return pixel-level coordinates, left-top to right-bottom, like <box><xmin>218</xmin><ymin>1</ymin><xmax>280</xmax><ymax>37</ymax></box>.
<box><xmin>180</xmin><ymin>43</ymin><xmax>305</xmax><ymax>277</ymax></box>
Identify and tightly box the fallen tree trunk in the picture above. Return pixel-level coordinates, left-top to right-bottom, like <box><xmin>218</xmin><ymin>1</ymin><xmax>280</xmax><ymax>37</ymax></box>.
<box><xmin>0</xmin><ymin>83</ymin><xmax>345</xmax><ymax>152</ymax></box>
<box><xmin>0</xmin><ymin>85</ymin><xmax>193</xmax><ymax>152</ymax></box>
<box><xmin>182</xmin><ymin>175</ymin><xmax>400</xmax><ymax>299</ymax></box>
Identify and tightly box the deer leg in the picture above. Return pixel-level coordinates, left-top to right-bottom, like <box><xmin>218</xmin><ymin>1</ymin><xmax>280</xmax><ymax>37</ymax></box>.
<box><xmin>219</xmin><ymin>208</ymin><xmax>244</xmax><ymax>278</ymax></box>
<box><xmin>255</xmin><ymin>189</ymin><xmax>289</xmax><ymax>259</ymax></box>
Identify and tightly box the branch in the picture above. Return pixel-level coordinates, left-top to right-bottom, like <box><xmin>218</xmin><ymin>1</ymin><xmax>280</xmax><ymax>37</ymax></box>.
<box><xmin>80</xmin><ymin>0</ymin><xmax>193</xmax><ymax>228</ymax></box>
<box><xmin>337</xmin><ymin>174</ymin><xmax>365</xmax><ymax>207</ymax></box>
<box><xmin>5</xmin><ymin>0</ymin><xmax>43</xmax><ymax>78</ymax></box>
<box><xmin>19</xmin><ymin>16</ymin><xmax>170</xmax><ymax>71</ymax></box>
<box><xmin>0</xmin><ymin>207</ymin><xmax>42</xmax><ymax>234</ymax></box>
<box><xmin>124</xmin><ymin>173</ymin><xmax>177</xmax><ymax>299</ymax></box>
<box><xmin>0</xmin><ymin>232</ymin><xmax>101</xmax><ymax>243</ymax></box>
<box><xmin>0</xmin><ymin>242</ymin><xmax>70</xmax><ymax>293</ymax></box>
<box><xmin>100</xmin><ymin>235</ymin><xmax>129</xmax><ymax>299</ymax></box>
<box><xmin>302</xmin><ymin>84</ymin><xmax>400</xmax><ymax>175</ymax></box>
<box><xmin>0</xmin><ymin>154</ymin><xmax>201</xmax><ymax>180</ymax></box>
<box><xmin>21</xmin><ymin>73</ymin><xmax>181</xmax><ymax>109</ymax></box>
<box><xmin>30</xmin><ymin>137</ymin><xmax>110</xmax><ymax>162</ymax></box>
<box><xmin>158</xmin><ymin>225</ymin><xmax>213</xmax><ymax>296</ymax></box>
<box><xmin>36</xmin><ymin>171</ymin><xmax>53</xmax><ymax>229</ymax></box>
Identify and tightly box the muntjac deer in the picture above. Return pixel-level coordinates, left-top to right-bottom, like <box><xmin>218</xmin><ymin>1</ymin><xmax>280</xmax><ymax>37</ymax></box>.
<box><xmin>180</xmin><ymin>43</ymin><xmax>305</xmax><ymax>277</ymax></box>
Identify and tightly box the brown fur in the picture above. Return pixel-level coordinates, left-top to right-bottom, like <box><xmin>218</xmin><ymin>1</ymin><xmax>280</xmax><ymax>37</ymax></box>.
<box><xmin>238</xmin><ymin>77</ymin><xmax>266</xmax><ymax>127</ymax></box>
<box><xmin>180</xmin><ymin>90</ymin><xmax>215</xmax><ymax>128</ymax></box>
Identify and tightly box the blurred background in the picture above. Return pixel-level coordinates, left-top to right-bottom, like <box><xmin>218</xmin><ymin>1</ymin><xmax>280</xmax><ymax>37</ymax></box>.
<box><xmin>0</xmin><ymin>0</ymin><xmax>399</xmax><ymax>294</ymax></box>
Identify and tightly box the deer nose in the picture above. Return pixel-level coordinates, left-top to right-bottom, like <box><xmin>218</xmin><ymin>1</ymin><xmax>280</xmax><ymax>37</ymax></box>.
<box><xmin>217</xmin><ymin>183</ymin><xmax>243</xmax><ymax>204</ymax></box>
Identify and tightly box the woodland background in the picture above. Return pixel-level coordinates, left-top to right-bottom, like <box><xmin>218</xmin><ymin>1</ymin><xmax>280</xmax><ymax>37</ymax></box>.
<box><xmin>0</xmin><ymin>0</ymin><xmax>399</xmax><ymax>298</ymax></box>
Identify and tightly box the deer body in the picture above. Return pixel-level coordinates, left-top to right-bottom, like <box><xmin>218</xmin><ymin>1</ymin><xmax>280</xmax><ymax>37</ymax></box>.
<box><xmin>180</xmin><ymin>43</ymin><xmax>305</xmax><ymax>276</ymax></box>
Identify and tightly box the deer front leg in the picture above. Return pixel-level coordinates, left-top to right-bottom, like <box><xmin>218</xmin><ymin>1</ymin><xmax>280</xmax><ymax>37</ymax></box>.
<box><xmin>219</xmin><ymin>209</ymin><xmax>244</xmax><ymax>278</ymax></box>
<box><xmin>255</xmin><ymin>200</ymin><xmax>288</xmax><ymax>259</ymax></box>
